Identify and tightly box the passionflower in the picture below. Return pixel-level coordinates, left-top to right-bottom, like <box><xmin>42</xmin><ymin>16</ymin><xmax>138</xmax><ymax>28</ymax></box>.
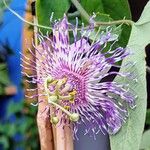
<box><xmin>21</xmin><ymin>15</ymin><xmax>136</xmax><ymax>137</ymax></box>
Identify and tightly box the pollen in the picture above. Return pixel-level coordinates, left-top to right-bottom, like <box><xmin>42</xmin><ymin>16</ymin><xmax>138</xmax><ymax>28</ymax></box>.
<box><xmin>64</xmin><ymin>105</ymin><xmax>70</xmax><ymax>110</ymax></box>
<box><xmin>69</xmin><ymin>89</ymin><xmax>77</xmax><ymax>103</ymax></box>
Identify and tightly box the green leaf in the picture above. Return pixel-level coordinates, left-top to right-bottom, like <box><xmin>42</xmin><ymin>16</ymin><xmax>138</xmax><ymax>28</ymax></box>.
<box><xmin>0</xmin><ymin>63</ymin><xmax>10</xmax><ymax>85</ymax></box>
<box><xmin>6</xmin><ymin>100</ymin><xmax>23</xmax><ymax>117</ymax></box>
<box><xmin>80</xmin><ymin>0</ymin><xmax>104</xmax><ymax>15</ymax></box>
<box><xmin>110</xmin><ymin>1</ymin><xmax>150</xmax><ymax>150</ymax></box>
<box><xmin>0</xmin><ymin>63</ymin><xmax>6</xmax><ymax>70</ymax></box>
<box><xmin>101</xmin><ymin>0</ymin><xmax>131</xmax><ymax>20</ymax></box>
<box><xmin>0</xmin><ymin>136</ymin><xmax>9</xmax><ymax>149</ymax></box>
<box><xmin>0</xmin><ymin>85</ymin><xmax>3</xmax><ymax>94</ymax></box>
<box><xmin>81</xmin><ymin>0</ymin><xmax>131</xmax><ymax>19</ymax></box>
<box><xmin>0</xmin><ymin>123</ymin><xmax>16</xmax><ymax>137</ymax></box>
<box><xmin>80</xmin><ymin>0</ymin><xmax>131</xmax><ymax>46</ymax></box>
<box><xmin>140</xmin><ymin>130</ymin><xmax>150</xmax><ymax>150</ymax></box>
<box><xmin>6</xmin><ymin>124</ymin><xmax>16</xmax><ymax>137</ymax></box>
<box><xmin>36</xmin><ymin>0</ymin><xmax>71</xmax><ymax>34</ymax></box>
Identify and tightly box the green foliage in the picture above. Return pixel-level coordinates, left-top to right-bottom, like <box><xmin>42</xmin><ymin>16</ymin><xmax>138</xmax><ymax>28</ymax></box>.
<box><xmin>36</xmin><ymin>0</ymin><xmax>131</xmax><ymax>47</ymax></box>
<box><xmin>0</xmin><ymin>101</ymin><xmax>40</xmax><ymax>149</ymax></box>
<box><xmin>0</xmin><ymin>44</ymin><xmax>15</xmax><ymax>96</ymax></box>
<box><xmin>110</xmin><ymin>1</ymin><xmax>150</xmax><ymax>150</ymax></box>
<box><xmin>36</xmin><ymin>0</ymin><xmax>71</xmax><ymax>34</ymax></box>
<box><xmin>80</xmin><ymin>0</ymin><xmax>131</xmax><ymax>46</ymax></box>
<box><xmin>0</xmin><ymin>136</ymin><xmax>9</xmax><ymax>149</ymax></box>
<box><xmin>0</xmin><ymin>63</ymin><xmax>10</xmax><ymax>85</ymax></box>
<box><xmin>6</xmin><ymin>100</ymin><xmax>23</xmax><ymax>117</ymax></box>
<box><xmin>0</xmin><ymin>63</ymin><xmax>11</xmax><ymax>95</ymax></box>
<box><xmin>81</xmin><ymin>0</ymin><xmax>131</xmax><ymax>19</ymax></box>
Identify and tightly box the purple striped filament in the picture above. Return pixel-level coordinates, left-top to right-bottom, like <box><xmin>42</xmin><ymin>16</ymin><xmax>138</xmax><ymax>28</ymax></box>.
<box><xmin>22</xmin><ymin>15</ymin><xmax>136</xmax><ymax>137</ymax></box>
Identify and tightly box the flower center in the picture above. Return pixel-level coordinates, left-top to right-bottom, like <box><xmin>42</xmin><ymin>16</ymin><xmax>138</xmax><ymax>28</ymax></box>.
<box><xmin>44</xmin><ymin>76</ymin><xmax>80</xmax><ymax>124</ymax></box>
<box><xmin>61</xmin><ymin>69</ymin><xmax>86</xmax><ymax>106</ymax></box>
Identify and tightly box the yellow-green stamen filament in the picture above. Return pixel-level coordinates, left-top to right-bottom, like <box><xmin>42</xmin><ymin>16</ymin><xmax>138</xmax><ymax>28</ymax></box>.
<box><xmin>44</xmin><ymin>76</ymin><xmax>79</xmax><ymax>123</ymax></box>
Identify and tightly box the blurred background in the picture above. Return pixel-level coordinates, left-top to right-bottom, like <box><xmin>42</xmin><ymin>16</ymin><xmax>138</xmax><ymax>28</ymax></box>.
<box><xmin>0</xmin><ymin>0</ymin><xmax>150</xmax><ymax>150</ymax></box>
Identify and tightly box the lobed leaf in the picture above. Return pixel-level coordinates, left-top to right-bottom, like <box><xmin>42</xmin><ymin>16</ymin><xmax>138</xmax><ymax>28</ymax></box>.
<box><xmin>110</xmin><ymin>1</ymin><xmax>150</xmax><ymax>150</ymax></box>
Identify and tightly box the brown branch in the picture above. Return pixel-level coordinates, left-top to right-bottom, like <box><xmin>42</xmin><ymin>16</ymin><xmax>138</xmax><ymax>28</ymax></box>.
<box><xmin>22</xmin><ymin>1</ymin><xmax>54</xmax><ymax>149</ymax></box>
<box><xmin>35</xmin><ymin>45</ymin><xmax>54</xmax><ymax>150</ymax></box>
<box><xmin>36</xmin><ymin>93</ymin><xmax>54</xmax><ymax>150</ymax></box>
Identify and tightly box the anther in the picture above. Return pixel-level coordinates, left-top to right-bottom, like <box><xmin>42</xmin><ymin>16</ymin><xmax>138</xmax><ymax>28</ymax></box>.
<box><xmin>46</xmin><ymin>76</ymin><xmax>53</xmax><ymax>83</ymax></box>
<box><xmin>69</xmin><ymin>89</ymin><xmax>77</xmax><ymax>102</ymax></box>
<box><xmin>56</xmin><ymin>77</ymin><xmax>67</xmax><ymax>90</ymax></box>
<box><xmin>51</xmin><ymin>116</ymin><xmax>59</xmax><ymax>125</ymax></box>
<box><xmin>48</xmin><ymin>95</ymin><xmax>58</xmax><ymax>103</ymax></box>
<box><xmin>60</xmin><ymin>83</ymin><xmax>72</xmax><ymax>94</ymax></box>
<box><xmin>70</xmin><ymin>113</ymin><xmax>80</xmax><ymax>122</ymax></box>
<box><xmin>64</xmin><ymin>106</ymin><xmax>70</xmax><ymax>110</ymax></box>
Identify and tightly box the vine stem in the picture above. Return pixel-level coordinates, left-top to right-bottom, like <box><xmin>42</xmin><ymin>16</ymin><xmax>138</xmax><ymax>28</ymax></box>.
<box><xmin>70</xmin><ymin>0</ymin><xmax>90</xmax><ymax>23</ymax></box>
<box><xmin>2</xmin><ymin>0</ymin><xmax>53</xmax><ymax>30</ymax></box>
<box><xmin>68</xmin><ymin>11</ymin><xmax>80</xmax><ymax>18</ymax></box>
<box><xmin>96</xmin><ymin>19</ymin><xmax>133</xmax><ymax>26</ymax></box>
<box><xmin>70</xmin><ymin>0</ymin><xmax>134</xmax><ymax>26</ymax></box>
<box><xmin>3</xmin><ymin>0</ymin><xmax>134</xmax><ymax>32</ymax></box>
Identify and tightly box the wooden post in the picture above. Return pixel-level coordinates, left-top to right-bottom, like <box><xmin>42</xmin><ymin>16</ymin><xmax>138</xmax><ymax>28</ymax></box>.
<box><xmin>22</xmin><ymin>1</ymin><xmax>54</xmax><ymax>149</ymax></box>
<box><xmin>22</xmin><ymin>1</ymin><xmax>74</xmax><ymax>149</ymax></box>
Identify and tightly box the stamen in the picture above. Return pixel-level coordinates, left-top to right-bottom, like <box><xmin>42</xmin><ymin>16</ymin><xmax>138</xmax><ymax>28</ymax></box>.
<box><xmin>68</xmin><ymin>90</ymin><xmax>77</xmax><ymax>102</ymax></box>
<box><xmin>60</xmin><ymin>83</ymin><xmax>72</xmax><ymax>94</ymax></box>
<box><xmin>44</xmin><ymin>76</ymin><xmax>80</xmax><ymax>122</ymax></box>
<box><xmin>56</xmin><ymin>77</ymin><xmax>67</xmax><ymax>90</ymax></box>
<box><xmin>50</xmin><ymin>12</ymin><xmax>54</xmax><ymax>23</ymax></box>
<box><xmin>91</xmin><ymin>27</ymin><xmax>101</xmax><ymax>45</ymax></box>
<box><xmin>51</xmin><ymin>116</ymin><xmax>59</xmax><ymax>125</ymax></box>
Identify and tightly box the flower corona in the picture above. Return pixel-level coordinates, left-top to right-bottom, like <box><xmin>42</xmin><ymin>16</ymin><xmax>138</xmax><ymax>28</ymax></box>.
<box><xmin>21</xmin><ymin>15</ymin><xmax>136</xmax><ymax>138</ymax></box>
